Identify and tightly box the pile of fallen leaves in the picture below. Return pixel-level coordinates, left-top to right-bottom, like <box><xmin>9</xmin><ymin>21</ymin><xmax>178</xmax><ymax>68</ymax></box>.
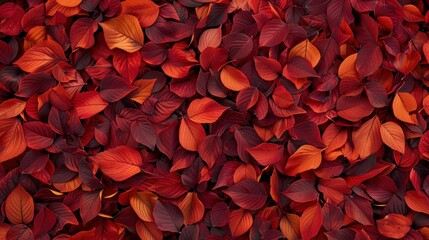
<box><xmin>1</xmin><ymin>0</ymin><xmax>429</xmax><ymax>239</ymax></box>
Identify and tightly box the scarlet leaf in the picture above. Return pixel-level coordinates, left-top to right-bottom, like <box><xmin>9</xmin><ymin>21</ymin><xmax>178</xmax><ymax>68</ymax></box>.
<box><xmin>0</xmin><ymin>98</ymin><xmax>26</xmax><ymax>120</ymax></box>
<box><xmin>89</xmin><ymin>146</ymin><xmax>143</xmax><ymax>181</ymax></box>
<box><xmin>99</xmin><ymin>75</ymin><xmax>136</xmax><ymax>102</ymax></box>
<box><xmin>23</xmin><ymin>121</ymin><xmax>56</xmax><ymax>150</ymax></box>
<box><xmin>161</xmin><ymin>48</ymin><xmax>198</xmax><ymax>78</ymax></box>
<box><xmin>300</xmin><ymin>204</ymin><xmax>322</xmax><ymax>240</ymax></box>
<box><xmin>223</xmin><ymin>180</ymin><xmax>267</xmax><ymax>210</ymax></box>
<box><xmin>0</xmin><ymin>118</ymin><xmax>26</xmax><ymax>162</ymax></box>
<box><xmin>229</xmin><ymin>209</ymin><xmax>253</xmax><ymax>237</ymax></box>
<box><xmin>198</xmin><ymin>135</ymin><xmax>223</xmax><ymax>168</ymax></box>
<box><xmin>112</xmin><ymin>49</ymin><xmax>141</xmax><ymax>84</ymax></box>
<box><xmin>14</xmin><ymin>39</ymin><xmax>67</xmax><ymax>73</ymax></box>
<box><xmin>198</xmin><ymin>27</ymin><xmax>222</xmax><ymax>52</ymax></box>
<box><xmin>356</xmin><ymin>44</ymin><xmax>382</xmax><ymax>78</ymax></box>
<box><xmin>283</xmin><ymin>179</ymin><xmax>318</xmax><ymax>203</ymax></box>
<box><xmin>70</xmin><ymin>18</ymin><xmax>98</xmax><ymax>50</ymax></box>
<box><xmin>179</xmin><ymin>117</ymin><xmax>206</xmax><ymax>151</ymax></box>
<box><xmin>72</xmin><ymin>91</ymin><xmax>108</xmax><ymax>119</ymax></box>
<box><xmin>259</xmin><ymin>19</ymin><xmax>288</xmax><ymax>47</ymax></box>
<box><xmin>393</xmin><ymin>51</ymin><xmax>421</xmax><ymax>74</ymax></box>
<box><xmin>284</xmin><ymin>145</ymin><xmax>323</xmax><ymax>176</ymax></box>
<box><xmin>99</xmin><ymin>14</ymin><xmax>144</xmax><ymax>53</ymax></box>
<box><xmin>5</xmin><ymin>184</ymin><xmax>34</xmax><ymax>225</ymax></box>
<box><xmin>121</xmin><ymin>0</ymin><xmax>160</xmax><ymax>28</ymax></box>
<box><xmin>254</xmin><ymin>56</ymin><xmax>282</xmax><ymax>81</ymax></box>
<box><xmin>377</xmin><ymin>214</ymin><xmax>411</xmax><ymax>239</ymax></box>
<box><xmin>246</xmin><ymin>143</ymin><xmax>284</xmax><ymax>166</ymax></box>
<box><xmin>187</xmin><ymin>97</ymin><xmax>229</xmax><ymax>123</ymax></box>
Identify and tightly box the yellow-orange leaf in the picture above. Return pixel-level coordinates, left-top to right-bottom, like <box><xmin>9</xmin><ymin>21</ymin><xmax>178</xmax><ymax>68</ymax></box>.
<box><xmin>178</xmin><ymin>192</ymin><xmax>205</xmax><ymax>225</ymax></box>
<box><xmin>187</xmin><ymin>97</ymin><xmax>229</xmax><ymax>123</ymax></box>
<box><xmin>0</xmin><ymin>98</ymin><xmax>26</xmax><ymax>120</ymax></box>
<box><xmin>136</xmin><ymin>220</ymin><xmax>163</xmax><ymax>240</ymax></box>
<box><xmin>100</xmin><ymin>14</ymin><xmax>144</xmax><ymax>53</ymax></box>
<box><xmin>5</xmin><ymin>184</ymin><xmax>34</xmax><ymax>225</ymax></box>
<box><xmin>280</xmin><ymin>214</ymin><xmax>300</xmax><ymax>240</ymax></box>
<box><xmin>338</xmin><ymin>53</ymin><xmax>359</xmax><ymax>79</ymax></box>
<box><xmin>179</xmin><ymin>117</ymin><xmax>206</xmax><ymax>151</ymax></box>
<box><xmin>130</xmin><ymin>79</ymin><xmax>156</xmax><ymax>104</ymax></box>
<box><xmin>288</xmin><ymin>40</ymin><xmax>321</xmax><ymax>68</ymax></box>
<box><xmin>380</xmin><ymin>121</ymin><xmax>405</xmax><ymax>154</ymax></box>
<box><xmin>130</xmin><ymin>191</ymin><xmax>158</xmax><ymax>222</ymax></box>
<box><xmin>392</xmin><ymin>92</ymin><xmax>418</xmax><ymax>125</ymax></box>
<box><xmin>284</xmin><ymin>145</ymin><xmax>323</xmax><ymax>176</ymax></box>
<box><xmin>220</xmin><ymin>65</ymin><xmax>251</xmax><ymax>91</ymax></box>
<box><xmin>352</xmin><ymin>115</ymin><xmax>382</xmax><ymax>159</ymax></box>
<box><xmin>229</xmin><ymin>209</ymin><xmax>253</xmax><ymax>237</ymax></box>
<box><xmin>0</xmin><ymin>118</ymin><xmax>26</xmax><ymax>162</ymax></box>
<box><xmin>15</xmin><ymin>39</ymin><xmax>67</xmax><ymax>73</ymax></box>
<box><xmin>56</xmin><ymin>0</ymin><xmax>82</xmax><ymax>7</ymax></box>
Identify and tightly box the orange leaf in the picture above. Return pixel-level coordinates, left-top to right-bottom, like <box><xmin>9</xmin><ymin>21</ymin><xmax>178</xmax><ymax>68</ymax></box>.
<box><xmin>130</xmin><ymin>191</ymin><xmax>158</xmax><ymax>222</ymax></box>
<box><xmin>392</xmin><ymin>92</ymin><xmax>418</xmax><ymax>124</ymax></box>
<box><xmin>99</xmin><ymin>14</ymin><xmax>144</xmax><ymax>53</ymax></box>
<box><xmin>284</xmin><ymin>145</ymin><xmax>323</xmax><ymax>176</ymax></box>
<box><xmin>136</xmin><ymin>220</ymin><xmax>163</xmax><ymax>240</ymax></box>
<box><xmin>0</xmin><ymin>118</ymin><xmax>26</xmax><ymax>162</ymax></box>
<box><xmin>15</xmin><ymin>39</ymin><xmax>67</xmax><ymax>73</ymax></box>
<box><xmin>178</xmin><ymin>192</ymin><xmax>205</xmax><ymax>225</ymax></box>
<box><xmin>405</xmin><ymin>190</ymin><xmax>429</xmax><ymax>215</ymax></box>
<box><xmin>376</xmin><ymin>214</ymin><xmax>411</xmax><ymax>239</ymax></box>
<box><xmin>338</xmin><ymin>53</ymin><xmax>358</xmax><ymax>79</ymax></box>
<box><xmin>233</xmin><ymin>164</ymin><xmax>257</xmax><ymax>183</ymax></box>
<box><xmin>393</xmin><ymin>51</ymin><xmax>421</xmax><ymax>74</ymax></box>
<box><xmin>279</xmin><ymin>214</ymin><xmax>300</xmax><ymax>240</ymax></box>
<box><xmin>89</xmin><ymin>146</ymin><xmax>143</xmax><ymax>181</ymax></box>
<box><xmin>288</xmin><ymin>40</ymin><xmax>321</xmax><ymax>68</ymax></box>
<box><xmin>352</xmin><ymin>115</ymin><xmax>382</xmax><ymax>159</ymax></box>
<box><xmin>229</xmin><ymin>209</ymin><xmax>253</xmax><ymax>237</ymax></box>
<box><xmin>220</xmin><ymin>65</ymin><xmax>251</xmax><ymax>91</ymax></box>
<box><xmin>179</xmin><ymin>117</ymin><xmax>206</xmax><ymax>151</ymax></box>
<box><xmin>5</xmin><ymin>184</ymin><xmax>34</xmax><ymax>225</ymax></box>
<box><xmin>187</xmin><ymin>97</ymin><xmax>229</xmax><ymax>123</ymax></box>
<box><xmin>130</xmin><ymin>79</ymin><xmax>156</xmax><ymax>104</ymax></box>
<box><xmin>246</xmin><ymin>143</ymin><xmax>284</xmax><ymax>166</ymax></box>
<box><xmin>300</xmin><ymin>204</ymin><xmax>322</xmax><ymax>240</ymax></box>
<box><xmin>56</xmin><ymin>0</ymin><xmax>82</xmax><ymax>7</ymax></box>
<box><xmin>121</xmin><ymin>0</ymin><xmax>160</xmax><ymax>28</ymax></box>
<box><xmin>0</xmin><ymin>98</ymin><xmax>26</xmax><ymax>120</ymax></box>
<box><xmin>380</xmin><ymin>121</ymin><xmax>405</xmax><ymax>154</ymax></box>
<box><xmin>72</xmin><ymin>91</ymin><xmax>108</xmax><ymax>119</ymax></box>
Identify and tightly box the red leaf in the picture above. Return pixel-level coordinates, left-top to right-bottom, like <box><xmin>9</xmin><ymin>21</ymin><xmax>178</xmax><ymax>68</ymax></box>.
<box><xmin>112</xmin><ymin>50</ymin><xmax>141</xmax><ymax>84</ymax></box>
<box><xmin>393</xmin><ymin>51</ymin><xmax>421</xmax><ymax>74</ymax></box>
<box><xmin>259</xmin><ymin>19</ymin><xmax>288</xmax><ymax>47</ymax></box>
<box><xmin>72</xmin><ymin>91</ymin><xmax>108</xmax><ymax>119</ymax></box>
<box><xmin>283</xmin><ymin>179</ymin><xmax>318</xmax><ymax>203</ymax></box>
<box><xmin>0</xmin><ymin>118</ymin><xmax>26</xmax><ymax>162</ymax></box>
<box><xmin>99</xmin><ymin>75</ymin><xmax>136</xmax><ymax>102</ymax></box>
<box><xmin>0</xmin><ymin>3</ymin><xmax>25</xmax><ymax>36</ymax></box>
<box><xmin>89</xmin><ymin>146</ymin><xmax>143</xmax><ymax>181</ymax></box>
<box><xmin>356</xmin><ymin>44</ymin><xmax>382</xmax><ymax>78</ymax></box>
<box><xmin>376</xmin><ymin>214</ymin><xmax>411</xmax><ymax>239</ymax></box>
<box><xmin>33</xmin><ymin>207</ymin><xmax>56</xmax><ymax>237</ymax></box>
<box><xmin>179</xmin><ymin>117</ymin><xmax>206</xmax><ymax>151</ymax></box>
<box><xmin>300</xmin><ymin>204</ymin><xmax>322</xmax><ymax>240</ymax></box>
<box><xmin>153</xmin><ymin>200</ymin><xmax>184</xmax><ymax>232</ymax></box>
<box><xmin>70</xmin><ymin>17</ymin><xmax>98</xmax><ymax>50</ymax></box>
<box><xmin>344</xmin><ymin>195</ymin><xmax>374</xmax><ymax>225</ymax></box>
<box><xmin>246</xmin><ymin>143</ymin><xmax>284</xmax><ymax>166</ymax></box>
<box><xmin>254</xmin><ymin>56</ymin><xmax>282</xmax><ymax>81</ymax></box>
<box><xmin>23</xmin><ymin>121</ymin><xmax>56</xmax><ymax>150</ymax></box>
<box><xmin>198</xmin><ymin>135</ymin><xmax>223</xmax><ymax>168</ymax></box>
<box><xmin>80</xmin><ymin>190</ymin><xmax>102</xmax><ymax>225</ymax></box>
<box><xmin>223</xmin><ymin>33</ymin><xmax>254</xmax><ymax>59</ymax></box>
<box><xmin>187</xmin><ymin>97</ymin><xmax>229</xmax><ymax>123</ymax></box>
<box><xmin>210</xmin><ymin>202</ymin><xmax>230</xmax><ymax>227</ymax></box>
<box><xmin>14</xmin><ymin>39</ymin><xmax>67</xmax><ymax>73</ymax></box>
<box><xmin>161</xmin><ymin>48</ymin><xmax>198</xmax><ymax>78</ymax></box>
<box><xmin>229</xmin><ymin>209</ymin><xmax>253</xmax><ymax>237</ymax></box>
<box><xmin>121</xmin><ymin>0</ymin><xmax>160</xmax><ymax>28</ymax></box>
<box><xmin>223</xmin><ymin>180</ymin><xmax>267</xmax><ymax>210</ymax></box>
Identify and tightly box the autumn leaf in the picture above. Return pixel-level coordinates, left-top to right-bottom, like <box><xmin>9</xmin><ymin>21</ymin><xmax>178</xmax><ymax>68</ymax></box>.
<box><xmin>187</xmin><ymin>97</ymin><xmax>229</xmax><ymax>123</ymax></box>
<box><xmin>288</xmin><ymin>40</ymin><xmax>321</xmax><ymax>68</ymax></box>
<box><xmin>392</xmin><ymin>92</ymin><xmax>418</xmax><ymax>125</ymax></box>
<box><xmin>100</xmin><ymin>14</ymin><xmax>144</xmax><ymax>53</ymax></box>
<box><xmin>5</xmin><ymin>184</ymin><xmax>34</xmax><ymax>225</ymax></box>
<box><xmin>284</xmin><ymin>145</ymin><xmax>323</xmax><ymax>176</ymax></box>
<box><xmin>380</xmin><ymin>121</ymin><xmax>405</xmax><ymax>153</ymax></box>
<box><xmin>220</xmin><ymin>65</ymin><xmax>251</xmax><ymax>91</ymax></box>
<box><xmin>352</xmin><ymin>115</ymin><xmax>382</xmax><ymax>159</ymax></box>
